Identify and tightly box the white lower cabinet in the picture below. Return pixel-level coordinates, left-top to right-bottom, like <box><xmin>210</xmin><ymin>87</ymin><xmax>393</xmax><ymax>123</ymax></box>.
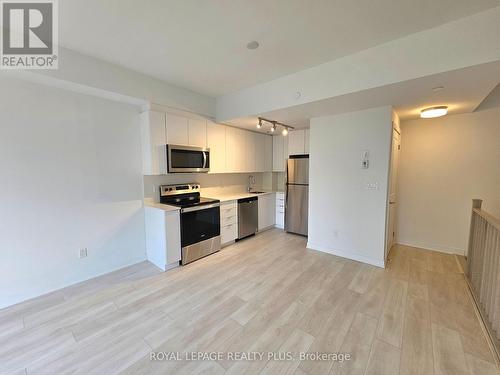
<box><xmin>258</xmin><ymin>193</ymin><xmax>276</xmax><ymax>231</ymax></box>
<box><xmin>220</xmin><ymin>201</ymin><xmax>238</xmax><ymax>245</ymax></box>
<box><xmin>275</xmin><ymin>192</ymin><xmax>285</xmax><ymax>229</ymax></box>
<box><xmin>144</xmin><ymin>207</ymin><xmax>181</xmax><ymax>271</ymax></box>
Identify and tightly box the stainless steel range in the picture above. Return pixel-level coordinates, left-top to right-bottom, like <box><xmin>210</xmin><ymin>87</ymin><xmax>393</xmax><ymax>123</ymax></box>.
<box><xmin>160</xmin><ymin>183</ymin><xmax>220</xmax><ymax>265</ymax></box>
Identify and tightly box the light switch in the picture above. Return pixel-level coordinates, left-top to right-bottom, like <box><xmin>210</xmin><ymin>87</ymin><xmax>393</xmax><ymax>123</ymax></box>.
<box><xmin>361</xmin><ymin>150</ymin><xmax>369</xmax><ymax>169</ymax></box>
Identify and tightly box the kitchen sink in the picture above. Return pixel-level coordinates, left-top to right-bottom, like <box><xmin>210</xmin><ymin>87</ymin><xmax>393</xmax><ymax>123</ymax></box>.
<box><xmin>250</xmin><ymin>191</ymin><xmax>267</xmax><ymax>194</ymax></box>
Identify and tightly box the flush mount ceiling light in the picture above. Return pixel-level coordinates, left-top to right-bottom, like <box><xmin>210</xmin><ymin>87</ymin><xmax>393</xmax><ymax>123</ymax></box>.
<box><xmin>257</xmin><ymin>117</ymin><xmax>294</xmax><ymax>136</ymax></box>
<box><xmin>246</xmin><ymin>41</ymin><xmax>259</xmax><ymax>50</ymax></box>
<box><xmin>420</xmin><ymin>106</ymin><xmax>448</xmax><ymax>118</ymax></box>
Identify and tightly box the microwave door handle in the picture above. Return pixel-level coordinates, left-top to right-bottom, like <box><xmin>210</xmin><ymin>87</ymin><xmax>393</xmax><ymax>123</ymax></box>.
<box><xmin>203</xmin><ymin>151</ymin><xmax>207</xmax><ymax>169</ymax></box>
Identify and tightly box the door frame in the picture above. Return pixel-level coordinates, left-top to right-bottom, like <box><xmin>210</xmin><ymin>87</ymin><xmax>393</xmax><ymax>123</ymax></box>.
<box><xmin>384</xmin><ymin>126</ymin><xmax>401</xmax><ymax>264</ymax></box>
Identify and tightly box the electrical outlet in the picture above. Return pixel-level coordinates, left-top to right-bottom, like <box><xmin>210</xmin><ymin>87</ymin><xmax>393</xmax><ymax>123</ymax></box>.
<box><xmin>79</xmin><ymin>248</ymin><xmax>88</xmax><ymax>258</ymax></box>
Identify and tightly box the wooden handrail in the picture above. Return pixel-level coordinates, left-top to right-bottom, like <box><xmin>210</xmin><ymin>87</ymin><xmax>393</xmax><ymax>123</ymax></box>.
<box><xmin>465</xmin><ymin>199</ymin><xmax>500</xmax><ymax>364</ymax></box>
<box><xmin>473</xmin><ymin>208</ymin><xmax>500</xmax><ymax>232</ymax></box>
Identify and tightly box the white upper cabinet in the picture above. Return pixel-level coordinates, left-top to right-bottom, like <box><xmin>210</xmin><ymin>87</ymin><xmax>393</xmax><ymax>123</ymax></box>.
<box><xmin>287</xmin><ymin>129</ymin><xmax>310</xmax><ymax>156</ymax></box>
<box><xmin>254</xmin><ymin>133</ymin><xmax>266</xmax><ymax>172</ymax></box>
<box><xmin>288</xmin><ymin>129</ymin><xmax>306</xmax><ymax>155</ymax></box>
<box><xmin>273</xmin><ymin>135</ymin><xmax>288</xmax><ymax>172</ymax></box>
<box><xmin>226</xmin><ymin>126</ymin><xmax>246</xmax><ymax>173</ymax></box>
<box><xmin>165</xmin><ymin>113</ymin><xmax>188</xmax><ymax>145</ymax></box>
<box><xmin>188</xmin><ymin>118</ymin><xmax>207</xmax><ymax>148</ymax></box>
<box><xmin>255</xmin><ymin>133</ymin><xmax>273</xmax><ymax>172</ymax></box>
<box><xmin>206</xmin><ymin>121</ymin><xmax>226</xmax><ymax>173</ymax></box>
<box><xmin>264</xmin><ymin>135</ymin><xmax>273</xmax><ymax>172</ymax></box>
<box><xmin>245</xmin><ymin>132</ymin><xmax>256</xmax><ymax>173</ymax></box>
<box><xmin>141</xmin><ymin>109</ymin><xmax>276</xmax><ymax>175</ymax></box>
<box><xmin>140</xmin><ymin>110</ymin><xmax>167</xmax><ymax>175</ymax></box>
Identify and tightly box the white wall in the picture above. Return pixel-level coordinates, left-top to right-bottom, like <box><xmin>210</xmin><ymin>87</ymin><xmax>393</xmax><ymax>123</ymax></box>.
<box><xmin>308</xmin><ymin>106</ymin><xmax>393</xmax><ymax>267</ymax></box>
<box><xmin>397</xmin><ymin>107</ymin><xmax>500</xmax><ymax>255</ymax></box>
<box><xmin>0</xmin><ymin>77</ymin><xmax>147</xmax><ymax>309</ymax></box>
<box><xmin>5</xmin><ymin>46</ymin><xmax>216</xmax><ymax>117</ymax></box>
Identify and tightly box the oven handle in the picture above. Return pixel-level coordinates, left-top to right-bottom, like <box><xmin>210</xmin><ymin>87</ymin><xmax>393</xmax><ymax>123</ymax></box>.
<box><xmin>181</xmin><ymin>202</ymin><xmax>220</xmax><ymax>213</ymax></box>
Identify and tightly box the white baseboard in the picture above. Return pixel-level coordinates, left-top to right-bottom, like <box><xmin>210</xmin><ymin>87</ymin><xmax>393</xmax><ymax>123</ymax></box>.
<box><xmin>306</xmin><ymin>242</ymin><xmax>385</xmax><ymax>268</ymax></box>
<box><xmin>396</xmin><ymin>240</ymin><xmax>465</xmax><ymax>256</ymax></box>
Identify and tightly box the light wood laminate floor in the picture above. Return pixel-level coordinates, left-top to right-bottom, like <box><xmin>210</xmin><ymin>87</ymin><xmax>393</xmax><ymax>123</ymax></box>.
<box><xmin>1</xmin><ymin>229</ymin><xmax>498</xmax><ymax>375</ymax></box>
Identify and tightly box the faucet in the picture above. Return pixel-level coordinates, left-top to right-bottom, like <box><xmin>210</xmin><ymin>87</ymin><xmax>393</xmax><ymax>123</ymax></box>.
<box><xmin>247</xmin><ymin>175</ymin><xmax>255</xmax><ymax>192</ymax></box>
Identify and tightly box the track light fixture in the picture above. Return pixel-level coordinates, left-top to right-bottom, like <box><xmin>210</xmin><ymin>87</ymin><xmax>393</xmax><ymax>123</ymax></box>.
<box><xmin>257</xmin><ymin>117</ymin><xmax>294</xmax><ymax>136</ymax></box>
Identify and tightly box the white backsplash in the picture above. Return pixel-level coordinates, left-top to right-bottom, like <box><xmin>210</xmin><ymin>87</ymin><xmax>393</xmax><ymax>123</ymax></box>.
<box><xmin>143</xmin><ymin>172</ymin><xmax>274</xmax><ymax>201</ymax></box>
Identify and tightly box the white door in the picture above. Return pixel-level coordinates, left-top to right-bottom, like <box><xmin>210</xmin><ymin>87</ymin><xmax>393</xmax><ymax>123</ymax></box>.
<box><xmin>386</xmin><ymin>129</ymin><xmax>401</xmax><ymax>260</ymax></box>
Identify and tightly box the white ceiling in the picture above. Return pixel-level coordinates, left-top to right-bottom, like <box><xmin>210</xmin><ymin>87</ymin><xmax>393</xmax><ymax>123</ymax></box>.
<box><xmin>59</xmin><ymin>0</ymin><xmax>500</xmax><ymax>97</ymax></box>
<box><xmin>226</xmin><ymin>61</ymin><xmax>500</xmax><ymax>130</ymax></box>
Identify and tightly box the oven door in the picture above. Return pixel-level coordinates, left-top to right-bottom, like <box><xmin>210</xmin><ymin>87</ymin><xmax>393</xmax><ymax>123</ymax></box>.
<box><xmin>167</xmin><ymin>144</ymin><xmax>210</xmax><ymax>173</ymax></box>
<box><xmin>180</xmin><ymin>204</ymin><xmax>220</xmax><ymax>248</ymax></box>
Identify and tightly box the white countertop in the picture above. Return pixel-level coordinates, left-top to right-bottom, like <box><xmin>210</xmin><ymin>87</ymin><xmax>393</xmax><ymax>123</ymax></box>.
<box><xmin>205</xmin><ymin>191</ymin><xmax>278</xmax><ymax>203</ymax></box>
<box><xmin>144</xmin><ymin>191</ymin><xmax>285</xmax><ymax>210</ymax></box>
<box><xmin>143</xmin><ymin>198</ymin><xmax>180</xmax><ymax>212</ymax></box>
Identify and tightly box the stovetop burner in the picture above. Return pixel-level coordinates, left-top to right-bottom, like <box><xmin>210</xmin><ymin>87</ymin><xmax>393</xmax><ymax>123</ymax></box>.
<box><xmin>159</xmin><ymin>183</ymin><xmax>219</xmax><ymax>208</ymax></box>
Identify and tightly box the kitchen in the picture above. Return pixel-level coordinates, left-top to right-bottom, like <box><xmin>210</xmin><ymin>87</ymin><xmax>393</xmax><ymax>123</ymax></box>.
<box><xmin>2</xmin><ymin>2</ymin><xmax>500</xmax><ymax>373</ymax></box>
<box><xmin>141</xmin><ymin>106</ymin><xmax>310</xmax><ymax>269</ymax></box>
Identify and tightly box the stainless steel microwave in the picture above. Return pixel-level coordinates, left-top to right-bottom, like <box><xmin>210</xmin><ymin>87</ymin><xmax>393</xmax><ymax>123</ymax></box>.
<box><xmin>167</xmin><ymin>144</ymin><xmax>210</xmax><ymax>173</ymax></box>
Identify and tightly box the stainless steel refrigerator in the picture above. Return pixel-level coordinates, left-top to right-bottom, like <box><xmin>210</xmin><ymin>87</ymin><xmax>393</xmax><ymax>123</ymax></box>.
<box><xmin>285</xmin><ymin>156</ymin><xmax>309</xmax><ymax>236</ymax></box>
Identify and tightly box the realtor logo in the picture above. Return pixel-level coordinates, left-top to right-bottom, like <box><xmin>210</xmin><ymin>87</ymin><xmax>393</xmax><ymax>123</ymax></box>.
<box><xmin>1</xmin><ymin>0</ymin><xmax>58</xmax><ymax>69</ymax></box>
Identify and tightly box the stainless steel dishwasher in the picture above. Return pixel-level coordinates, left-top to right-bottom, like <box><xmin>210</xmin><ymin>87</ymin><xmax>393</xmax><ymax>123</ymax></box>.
<box><xmin>237</xmin><ymin>196</ymin><xmax>258</xmax><ymax>240</ymax></box>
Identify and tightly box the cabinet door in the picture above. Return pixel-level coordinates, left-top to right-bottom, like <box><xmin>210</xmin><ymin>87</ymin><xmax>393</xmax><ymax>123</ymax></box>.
<box><xmin>264</xmin><ymin>135</ymin><xmax>273</xmax><ymax>172</ymax></box>
<box><xmin>304</xmin><ymin>128</ymin><xmax>310</xmax><ymax>154</ymax></box>
<box><xmin>140</xmin><ymin>111</ymin><xmax>166</xmax><ymax>175</ymax></box>
<box><xmin>273</xmin><ymin>135</ymin><xmax>284</xmax><ymax>172</ymax></box>
<box><xmin>254</xmin><ymin>133</ymin><xmax>266</xmax><ymax>172</ymax></box>
<box><xmin>245</xmin><ymin>131</ymin><xmax>256</xmax><ymax>172</ymax></box>
<box><xmin>258</xmin><ymin>194</ymin><xmax>276</xmax><ymax>230</ymax></box>
<box><xmin>288</xmin><ymin>129</ymin><xmax>305</xmax><ymax>156</ymax></box>
<box><xmin>206</xmin><ymin>121</ymin><xmax>226</xmax><ymax>173</ymax></box>
<box><xmin>258</xmin><ymin>195</ymin><xmax>267</xmax><ymax>230</ymax></box>
<box><xmin>188</xmin><ymin>118</ymin><xmax>207</xmax><ymax>147</ymax></box>
<box><xmin>166</xmin><ymin>113</ymin><xmax>188</xmax><ymax>145</ymax></box>
<box><xmin>225</xmin><ymin>127</ymin><xmax>242</xmax><ymax>173</ymax></box>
